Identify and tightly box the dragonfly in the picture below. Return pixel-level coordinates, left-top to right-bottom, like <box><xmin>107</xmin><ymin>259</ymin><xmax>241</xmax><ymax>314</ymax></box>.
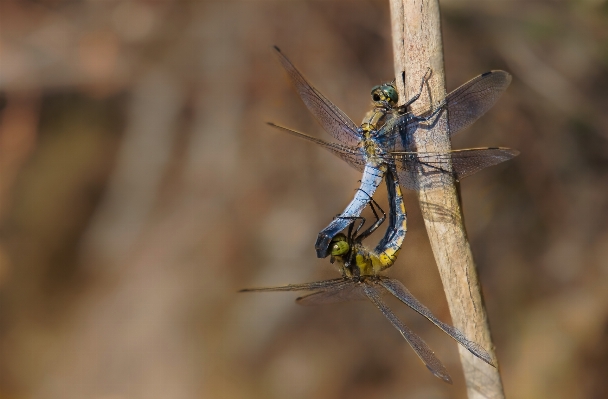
<box><xmin>242</xmin><ymin>169</ymin><xmax>495</xmax><ymax>383</ymax></box>
<box><xmin>270</xmin><ymin>47</ymin><xmax>518</xmax><ymax>257</ymax></box>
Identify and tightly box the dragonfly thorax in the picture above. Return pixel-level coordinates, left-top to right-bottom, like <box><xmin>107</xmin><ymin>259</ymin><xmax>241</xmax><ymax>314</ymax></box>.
<box><xmin>360</xmin><ymin>84</ymin><xmax>401</xmax><ymax>140</ymax></box>
<box><xmin>361</xmin><ymin>108</ymin><xmax>392</xmax><ymax>133</ymax></box>
<box><xmin>328</xmin><ymin>235</ymin><xmax>378</xmax><ymax>278</ymax></box>
<box><xmin>358</xmin><ymin>133</ymin><xmax>388</xmax><ymax>161</ymax></box>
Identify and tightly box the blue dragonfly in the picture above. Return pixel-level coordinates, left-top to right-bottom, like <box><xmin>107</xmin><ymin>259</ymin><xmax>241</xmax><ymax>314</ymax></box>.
<box><xmin>242</xmin><ymin>169</ymin><xmax>495</xmax><ymax>383</ymax></box>
<box><xmin>270</xmin><ymin>47</ymin><xmax>518</xmax><ymax>257</ymax></box>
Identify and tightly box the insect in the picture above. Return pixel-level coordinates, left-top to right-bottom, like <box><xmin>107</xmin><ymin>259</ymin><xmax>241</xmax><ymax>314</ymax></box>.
<box><xmin>270</xmin><ymin>47</ymin><xmax>518</xmax><ymax>257</ymax></box>
<box><xmin>241</xmin><ymin>170</ymin><xmax>495</xmax><ymax>383</ymax></box>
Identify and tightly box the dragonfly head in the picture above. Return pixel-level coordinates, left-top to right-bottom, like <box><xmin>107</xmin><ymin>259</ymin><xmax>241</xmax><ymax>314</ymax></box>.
<box><xmin>328</xmin><ymin>233</ymin><xmax>350</xmax><ymax>264</ymax></box>
<box><xmin>371</xmin><ymin>83</ymin><xmax>398</xmax><ymax>107</ymax></box>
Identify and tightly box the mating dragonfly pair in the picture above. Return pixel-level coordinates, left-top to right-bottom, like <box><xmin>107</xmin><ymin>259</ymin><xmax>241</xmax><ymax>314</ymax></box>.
<box><xmin>242</xmin><ymin>47</ymin><xmax>518</xmax><ymax>383</ymax></box>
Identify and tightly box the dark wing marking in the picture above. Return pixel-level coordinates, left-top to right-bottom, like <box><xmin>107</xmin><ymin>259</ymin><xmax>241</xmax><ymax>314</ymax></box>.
<box><xmin>268</xmin><ymin>123</ymin><xmax>365</xmax><ymax>172</ymax></box>
<box><xmin>296</xmin><ymin>282</ymin><xmax>368</xmax><ymax>306</ymax></box>
<box><xmin>240</xmin><ymin>278</ymin><xmax>349</xmax><ymax>293</ymax></box>
<box><xmin>274</xmin><ymin>47</ymin><xmax>361</xmax><ymax>147</ymax></box>
<box><xmin>379</xmin><ymin>278</ymin><xmax>496</xmax><ymax>367</ymax></box>
<box><xmin>377</xmin><ymin>71</ymin><xmax>512</xmax><ymax>151</ymax></box>
<box><xmin>362</xmin><ymin>282</ymin><xmax>453</xmax><ymax>384</ymax></box>
<box><xmin>385</xmin><ymin>147</ymin><xmax>519</xmax><ymax>191</ymax></box>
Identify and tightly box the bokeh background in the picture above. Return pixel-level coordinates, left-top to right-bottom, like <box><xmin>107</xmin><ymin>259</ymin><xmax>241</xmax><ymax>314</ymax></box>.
<box><xmin>1</xmin><ymin>0</ymin><xmax>608</xmax><ymax>398</ymax></box>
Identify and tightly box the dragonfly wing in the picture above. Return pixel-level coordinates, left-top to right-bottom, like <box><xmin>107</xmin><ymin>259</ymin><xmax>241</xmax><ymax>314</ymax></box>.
<box><xmin>377</xmin><ymin>71</ymin><xmax>511</xmax><ymax>151</ymax></box>
<box><xmin>387</xmin><ymin>153</ymin><xmax>453</xmax><ymax>191</ymax></box>
<box><xmin>296</xmin><ymin>282</ymin><xmax>368</xmax><ymax>306</ymax></box>
<box><xmin>386</xmin><ymin>147</ymin><xmax>519</xmax><ymax>191</ymax></box>
<box><xmin>442</xmin><ymin>70</ymin><xmax>512</xmax><ymax>135</ymax></box>
<box><xmin>362</xmin><ymin>282</ymin><xmax>453</xmax><ymax>384</ymax></box>
<box><xmin>274</xmin><ymin>47</ymin><xmax>361</xmax><ymax>147</ymax></box>
<box><xmin>268</xmin><ymin>123</ymin><xmax>365</xmax><ymax>172</ymax></box>
<box><xmin>379</xmin><ymin>277</ymin><xmax>495</xmax><ymax>367</ymax></box>
<box><xmin>240</xmin><ymin>278</ymin><xmax>349</xmax><ymax>293</ymax></box>
<box><xmin>374</xmin><ymin>113</ymin><xmax>417</xmax><ymax>153</ymax></box>
<box><xmin>447</xmin><ymin>147</ymin><xmax>519</xmax><ymax>180</ymax></box>
<box><xmin>410</xmin><ymin>70</ymin><xmax>512</xmax><ymax>135</ymax></box>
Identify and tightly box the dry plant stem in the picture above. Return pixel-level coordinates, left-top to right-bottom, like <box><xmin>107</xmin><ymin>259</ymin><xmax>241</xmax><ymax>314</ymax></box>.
<box><xmin>389</xmin><ymin>1</ymin><xmax>505</xmax><ymax>397</ymax></box>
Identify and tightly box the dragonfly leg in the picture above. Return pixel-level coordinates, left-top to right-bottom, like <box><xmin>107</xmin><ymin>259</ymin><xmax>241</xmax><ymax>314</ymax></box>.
<box><xmin>410</xmin><ymin>98</ymin><xmax>448</xmax><ymax>125</ymax></box>
<box><xmin>335</xmin><ymin>215</ymin><xmax>366</xmax><ymax>237</ymax></box>
<box><xmin>355</xmin><ymin>198</ymin><xmax>387</xmax><ymax>243</ymax></box>
<box><xmin>350</xmin><ymin>188</ymin><xmax>386</xmax><ymax>243</ymax></box>
<box><xmin>347</xmin><ymin>219</ymin><xmax>356</xmax><ymax>243</ymax></box>
<box><xmin>336</xmin><ymin>187</ymin><xmax>381</xmax><ymax>238</ymax></box>
<box><xmin>400</xmin><ymin>67</ymin><xmax>432</xmax><ymax>110</ymax></box>
<box><xmin>354</xmin><ymin>187</ymin><xmax>381</xmax><ymax>208</ymax></box>
<box><xmin>334</xmin><ymin>214</ymin><xmax>365</xmax><ymax>223</ymax></box>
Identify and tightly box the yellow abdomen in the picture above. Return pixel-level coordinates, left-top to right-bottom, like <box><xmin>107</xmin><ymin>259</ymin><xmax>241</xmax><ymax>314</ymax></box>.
<box><xmin>354</xmin><ymin>245</ymin><xmax>401</xmax><ymax>276</ymax></box>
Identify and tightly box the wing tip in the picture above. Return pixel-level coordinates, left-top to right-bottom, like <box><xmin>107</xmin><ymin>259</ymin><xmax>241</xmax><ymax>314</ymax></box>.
<box><xmin>428</xmin><ymin>366</ymin><xmax>453</xmax><ymax>384</ymax></box>
<box><xmin>477</xmin><ymin>349</ymin><xmax>497</xmax><ymax>368</ymax></box>
<box><xmin>295</xmin><ymin>296</ymin><xmax>313</xmax><ymax>306</ymax></box>
<box><xmin>482</xmin><ymin>70</ymin><xmax>512</xmax><ymax>86</ymax></box>
<box><xmin>273</xmin><ymin>45</ymin><xmax>281</xmax><ymax>52</ymax></box>
<box><xmin>489</xmin><ymin>147</ymin><xmax>520</xmax><ymax>157</ymax></box>
<box><xmin>295</xmin><ymin>292</ymin><xmax>339</xmax><ymax>306</ymax></box>
<box><xmin>479</xmin><ymin>354</ymin><xmax>497</xmax><ymax>368</ymax></box>
<box><xmin>497</xmin><ymin>147</ymin><xmax>520</xmax><ymax>158</ymax></box>
<box><xmin>508</xmin><ymin>148</ymin><xmax>520</xmax><ymax>157</ymax></box>
<box><xmin>465</xmin><ymin>341</ymin><xmax>497</xmax><ymax>368</ymax></box>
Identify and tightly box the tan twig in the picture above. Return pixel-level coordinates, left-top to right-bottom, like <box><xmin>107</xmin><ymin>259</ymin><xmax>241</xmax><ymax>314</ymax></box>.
<box><xmin>389</xmin><ymin>1</ymin><xmax>506</xmax><ymax>397</ymax></box>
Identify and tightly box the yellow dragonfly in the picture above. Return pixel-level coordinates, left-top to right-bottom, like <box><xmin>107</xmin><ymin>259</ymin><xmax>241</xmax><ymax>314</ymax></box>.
<box><xmin>242</xmin><ymin>170</ymin><xmax>495</xmax><ymax>383</ymax></box>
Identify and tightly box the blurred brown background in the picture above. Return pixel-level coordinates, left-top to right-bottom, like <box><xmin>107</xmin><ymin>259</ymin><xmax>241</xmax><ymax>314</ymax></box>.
<box><xmin>1</xmin><ymin>0</ymin><xmax>608</xmax><ymax>398</ymax></box>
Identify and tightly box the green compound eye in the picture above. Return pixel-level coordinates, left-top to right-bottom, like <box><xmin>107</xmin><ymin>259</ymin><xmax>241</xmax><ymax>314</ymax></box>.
<box><xmin>328</xmin><ymin>234</ymin><xmax>350</xmax><ymax>256</ymax></box>
<box><xmin>383</xmin><ymin>85</ymin><xmax>398</xmax><ymax>104</ymax></box>
<box><xmin>370</xmin><ymin>84</ymin><xmax>399</xmax><ymax>105</ymax></box>
<box><xmin>331</xmin><ymin>240</ymin><xmax>350</xmax><ymax>256</ymax></box>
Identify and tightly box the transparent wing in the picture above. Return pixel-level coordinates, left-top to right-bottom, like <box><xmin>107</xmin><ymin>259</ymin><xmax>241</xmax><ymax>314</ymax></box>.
<box><xmin>446</xmin><ymin>147</ymin><xmax>519</xmax><ymax>178</ymax></box>
<box><xmin>240</xmin><ymin>278</ymin><xmax>349</xmax><ymax>293</ymax></box>
<box><xmin>386</xmin><ymin>147</ymin><xmax>519</xmax><ymax>191</ymax></box>
<box><xmin>362</xmin><ymin>282</ymin><xmax>453</xmax><ymax>384</ymax></box>
<box><xmin>274</xmin><ymin>47</ymin><xmax>361</xmax><ymax>146</ymax></box>
<box><xmin>296</xmin><ymin>282</ymin><xmax>368</xmax><ymax>306</ymax></box>
<box><xmin>268</xmin><ymin>123</ymin><xmax>365</xmax><ymax>172</ymax></box>
<box><xmin>438</xmin><ymin>70</ymin><xmax>512</xmax><ymax>135</ymax></box>
<box><xmin>378</xmin><ymin>71</ymin><xmax>512</xmax><ymax>151</ymax></box>
<box><xmin>379</xmin><ymin>277</ymin><xmax>495</xmax><ymax>367</ymax></box>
